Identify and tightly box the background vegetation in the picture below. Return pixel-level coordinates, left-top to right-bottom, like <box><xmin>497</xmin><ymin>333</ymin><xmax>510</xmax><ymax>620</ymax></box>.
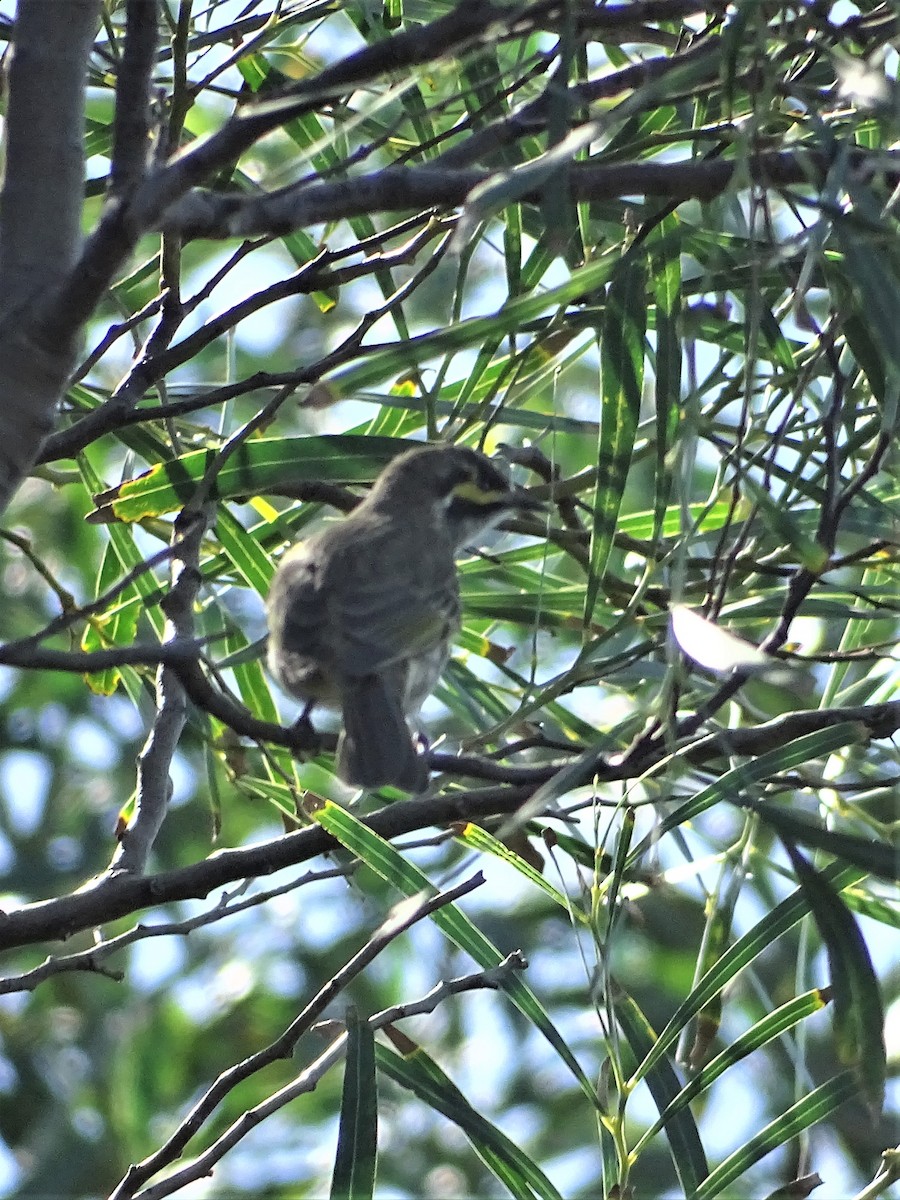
<box><xmin>0</xmin><ymin>0</ymin><xmax>897</xmax><ymax>1197</ymax></box>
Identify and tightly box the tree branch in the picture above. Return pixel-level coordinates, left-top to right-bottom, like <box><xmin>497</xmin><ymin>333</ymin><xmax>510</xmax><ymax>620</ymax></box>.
<box><xmin>0</xmin><ymin>641</ymin><xmax>201</xmax><ymax>672</ymax></box>
<box><xmin>0</xmin><ymin>699</ymin><xmax>896</xmax><ymax>952</ymax></box>
<box><xmin>0</xmin><ymin>0</ymin><xmax>100</xmax><ymax>514</ymax></box>
<box><xmin>111</xmin><ymin>875</ymin><xmax>486</xmax><ymax>1199</ymax></box>
<box><xmin>0</xmin><ymin>861</ymin><xmax>356</xmax><ymax>994</ymax></box>
<box><xmin>129</xmin><ymin>949</ymin><xmax>528</xmax><ymax>1200</ymax></box>
<box><xmin>158</xmin><ymin>149</ymin><xmax>900</xmax><ymax>239</ymax></box>
<box><xmin>111</xmin><ymin>506</ymin><xmax>210</xmax><ymax>874</ymax></box>
<box><xmin>110</xmin><ymin>0</ymin><xmax>159</xmax><ymax>195</ymax></box>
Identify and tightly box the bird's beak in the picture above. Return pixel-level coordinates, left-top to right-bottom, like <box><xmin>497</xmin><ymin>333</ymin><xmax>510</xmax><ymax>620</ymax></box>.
<box><xmin>507</xmin><ymin>488</ymin><xmax>545</xmax><ymax>512</ymax></box>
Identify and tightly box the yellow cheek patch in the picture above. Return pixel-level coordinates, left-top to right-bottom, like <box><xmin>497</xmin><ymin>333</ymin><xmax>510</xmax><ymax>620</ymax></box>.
<box><xmin>451</xmin><ymin>480</ymin><xmax>507</xmax><ymax>505</ymax></box>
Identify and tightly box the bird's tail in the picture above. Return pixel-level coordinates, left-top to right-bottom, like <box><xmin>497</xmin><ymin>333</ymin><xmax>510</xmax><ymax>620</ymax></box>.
<box><xmin>337</xmin><ymin>674</ymin><xmax>427</xmax><ymax>793</ymax></box>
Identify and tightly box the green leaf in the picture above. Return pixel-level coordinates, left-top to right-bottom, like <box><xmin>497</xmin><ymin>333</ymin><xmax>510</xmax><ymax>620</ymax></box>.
<box><xmin>376</xmin><ymin>1040</ymin><xmax>562</xmax><ymax>1200</ymax></box>
<box><xmin>320</xmin><ymin>253</ymin><xmax>620</xmax><ymax>400</ymax></box>
<box><xmin>80</xmin><ymin>540</ymin><xmax>141</xmax><ymax>695</ymax></box>
<box><xmin>833</xmin><ymin>198</ymin><xmax>900</xmax><ymax>406</ymax></box>
<box><xmin>586</xmin><ymin>249</ymin><xmax>647</xmax><ymax>624</ymax></box>
<box><xmin>614</xmin><ymin>989</ymin><xmax>709</xmax><ymax>1195</ymax></box>
<box><xmin>630</xmin><ymin>863</ymin><xmax>866</xmax><ymax>1087</ymax></box>
<box><xmin>91</xmin><ymin>436</ymin><xmax>411</xmax><ymax>523</ymax></box>
<box><xmin>749</xmin><ymin>801</ymin><xmax>898</xmax><ymax>882</ymax></box>
<box><xmin>692</xmin><ymin>1072</ymin><xmax>859</xmax><ymax>1200</ymax></box>
<box><xmin>740</xmin><ymin>473</ymin><xmax>828</xmax><ymax>573</ymax></box>
<box><xmin>454</xmin><ymin>823</ymin><xmax>581</xmax><ymax>920</ymax></box>
<box><xmin>313</xmin><ymin>802</ymin><xmax>597</xmax><ymax>1106</ymax></box>
<box><xmin>331</xmin><ymin>1007</ymin><xmax>378</xmax><ymax>1200</ymax></box>
<box><xmin>626</xmin><ymin>723</ymin><xmax>868</xmax><ymax>868</ymax></box>
<box><xmin>632</xmin><ymin>989</ymin><xmax>830</xmax><ymax>1156</ymax></box>
<box><xmin>77</xmin><ymin>455</ymin><xmax>166</xmax><ymax>639</ymax></box>
<box><xmin>782</xmin><ymin>840</ymin><xmax>885</xmax><ymax>1112</ymax></box>
<box><xmin>215</xmin><ymin>506</ymin><xmax>276</xmax><ymax>596</ymax></box>
<box><xmin>649</xmin><ymin>216</ymin><xmax>682</xmax><ymax>542</ymax></box>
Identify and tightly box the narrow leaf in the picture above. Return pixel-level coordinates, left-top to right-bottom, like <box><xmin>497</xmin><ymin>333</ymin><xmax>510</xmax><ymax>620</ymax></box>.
<box><xmin>633</xmin><ymin>990</ymin><xmax>830</xmax><ymax>1155</ymax></box>
<box><xmin>649</xmin><ymin>216</ymin><xmax>682</xmax><ymax>541</ymax></box>
<box><xmin>90</xmin><ymin>435</ymin><xmax>410</xmax><ymax>523</ymax></box>
<box><xmin>377</xmin><ymin>1039</ymin><xmax>560</xmax><ymax>1200</ymax></box>
<box><xmin>627</xmin><ymin>723</ymin><xmax>867</xmax><ymax>868</ymax></box>
<box><xmin>331</xmin><ymin>1007</ymin><xmax>377</xmax><ymax>1200</ymax></box>
<box><xmin>614</xmin><ymin>989</ymin><xmax>708</xmax><ymax>1195</ymax></box>
<box><xmin>586</xmin><ymin>250</ymin><xmax>646</xmax><ymax>623</ymax></box>
<box><xmin>693</xmin><ymin>1072</ymin><xmax>858</xmax><ymax>1200</ymax></box>
<box><xmin>631</xmin><ymin>864</ymin><xmax>865</xmax><ymax>1085</ymax></box>
<box><xmin>782</xmin><ymin>839</ymin><xmax>885</xmax><ymax>1112</ymax></box>
<box><xmin>313</xmin><ymin>802</ymin><xmax>597</xmax><ymax>1105</ymax></box>
<box><xmin>749</xmin><ymin>800</ymin><xmax>898</xmax><ymax>882</ymax></box>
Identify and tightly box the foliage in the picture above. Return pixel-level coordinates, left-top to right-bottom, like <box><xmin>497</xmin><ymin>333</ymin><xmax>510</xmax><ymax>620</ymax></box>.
<box><xmin>0</xmin><ymin>1</ymin><xmax>898</xmax><ymax>1197</ymax></box>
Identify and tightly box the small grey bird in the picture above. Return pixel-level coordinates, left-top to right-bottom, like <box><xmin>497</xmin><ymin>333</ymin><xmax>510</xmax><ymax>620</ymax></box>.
<box><xmin>266</xmin><ymin>443</ymin><xmax>542</xmax><ymax>792</ymax></box>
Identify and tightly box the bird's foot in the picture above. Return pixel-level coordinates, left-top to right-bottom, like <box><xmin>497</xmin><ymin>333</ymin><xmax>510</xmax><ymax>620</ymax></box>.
<box><xmin>288</xmin><ymin>702</ymin><xmax>319</xmax><ymax>753</ymax></box>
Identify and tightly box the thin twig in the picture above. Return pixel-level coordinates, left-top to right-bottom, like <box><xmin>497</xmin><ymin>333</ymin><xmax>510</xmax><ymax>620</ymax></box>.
<box><xmin>2</xmin><ymin>697</ymin><xmax>898</xmax><ymax>953</ymax></box>
<box><xmin>0</xmin><ymin>861</ymin><xmax>358</xmax><ymax>995</ymax></box>
<box><xmin>111</xmin><ymin>874</ymin><xmax>487</xmax><ymax>1200</ymax></box>
<box><xmin>111</xmin><ymin>506</ymin><xmax>210</xmax><ymax>873</ymax></box>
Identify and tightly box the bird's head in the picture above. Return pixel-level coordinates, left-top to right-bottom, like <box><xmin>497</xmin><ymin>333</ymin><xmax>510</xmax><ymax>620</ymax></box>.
<box><xmin>371</xmin><ymin>444</ymin><xmax>543</xmax><ymax>547</ymax></box>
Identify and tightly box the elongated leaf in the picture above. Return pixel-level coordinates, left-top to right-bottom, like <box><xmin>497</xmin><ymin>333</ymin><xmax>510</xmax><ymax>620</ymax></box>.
<box><xmin>377</xmin><ymin>1038</ymin><xmax>561</xmax><ymax>1200</ymax></box>
<box><xmin>90</xmin><ymin>436</ymin><xmax>411</xmax><ymax>523</ymax></box>
<box><xmin>740</xmin><ymin>473</ymin><xmax>828</xmax><ymax>573</ymax></box>
<box><xmin>833</xmin><ymin>195</ymin><xmax>900</xmax><ymax>409</ymax></box>
<box><xmin>77</xmin><ymin>456</ymin><xmax>166</xmax><ymax>639</ymax></box>
<box><xmin>585</xmin><ymin>250</ymin><xmax>646</xmax><ymax>624</ymax></box>
<box><xmin>320</xmin><ymin>253</ymin><xmax>620</xmax><ymax>400</ymax></box>
<box><xmin>649</xmin><ymin>216</ymin><xmax>682</xmax><ymax>542</ymax></box>
<box><xmin>692</xmin><ymin>1072</ymin><xmax>858</xmax><ymax>1200</ymax></box>
<box><xmin>215</xmin><ymin>506</ymin><xmax>276</xmax><ymax>596</ymax></box>
<box><xmin>454</xmin><ymin>823</ymin><xmax>580</xmax><ymax>919</ymax></box>
<box><xmin>626</xmin><ymin>723</ymin><xmax>867</xmax><ymax>868</ymax></box>
<box><xmin>628</xmin><ymin>715</ymin><xmax>868</xmax><ymax>868</ymax></box>
<box><xmin>782</xmin><ymin>840</ymin><xmax>885</xmax><ymax>1112</ymax></box>
<box><xmin>631</xmin><ymin>864</ymin><xmax>865</xmax><ymax>1086</ymax></box>
<box><xmin>331</xmin><ymin>1007</ymin><xmax>377</xmax><ymax>1200</ymax></box>
<box><xmin>313</xmin><ymin>802</ymin><xmax>597</xmax><ymax>1105</ymax></box>
<box><xmin>614</xmin><ymin>988</ymin><xmax>708</xmax><ymax>1195</ymax></box>
<box><xmin>749</xmin><ymin>801</ymin><xmax>898</xmax><ymax>882</ymax></box>
<box><xmin>81</xmin><ymin>540</ymin><xmax>141</xmax><ymax>695</ymax></box>
<box><xmin>633</xmin><ymin>990</ymin><xmax>830</xmax><ymax>1156</ymax></box>
<box><xmin>670</xmin><ymin>605</ymin><xmax>776</xmax><ymax>675</ymax></box>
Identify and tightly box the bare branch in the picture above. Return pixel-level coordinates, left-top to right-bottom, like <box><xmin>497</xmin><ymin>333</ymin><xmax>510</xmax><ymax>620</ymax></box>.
<box><xmin>1</xmin><ymin>540</ymin><xmax>180</xmax><ymax>652</ymax></box>
<box><xmin>40</xmin><ymin>217</ymin><xmax>447</xmax><ymax>464</ymax></box>
<box><xmin>135</xmin><ymin>950</ymin><xmax>528</xmax><ymax>1200</ymax></box>
<box><xmin>111</xmin><ymin>874</ymin><xmax>487</xmax><ymax>1200</ymax></box>
<box><xmin>0</xmin><ymin>0</ymin><xmax>100</xmax><ymax>514</ymax></box>
<box><xmin>36</xmin><ymin>0</ymin><xmax>523</xmax><ymax>352</ymax></box>
<box><xmin>1</xmin><ymin>698</ymin><xmax>897</xmax><ymax>953</ymax></box>
<box><xmin>435</xmin><ymin>37</ymin><xmax>721</xmax><ymax>168</ymax></box>
<box><xmin>0</xmin><ymin>641</ymin><xmax>201</xmax><ymax>672</ymax></box>
<box><xmin>110</xmin><ymin>0</ymin><xmax>159</xmax><ymax>195</ymax></box>
<box><xmin>0</xmin><ymin>861</ymin><xmax>356</xmax><ymax>995</ymax></box>
<box><xmin>111</xmin><ymin>506</ymin><xmax>210</xmax><ymax>874</ymax></box>
<box><xmin>158</xmin><ymin>149</ymin><xmax>900</xmax><ymax>240</ymax></box>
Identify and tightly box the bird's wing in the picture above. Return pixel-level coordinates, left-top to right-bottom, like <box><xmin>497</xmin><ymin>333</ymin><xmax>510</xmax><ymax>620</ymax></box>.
<box><xmin>331</xmin><ymin>540</ymin><xmax>459</xmax><ymax>679</ymax></box>
<box><xmin>267</xmin><ymin>544</ymin><xmax>328</xmax><ymax>656</ymax></box>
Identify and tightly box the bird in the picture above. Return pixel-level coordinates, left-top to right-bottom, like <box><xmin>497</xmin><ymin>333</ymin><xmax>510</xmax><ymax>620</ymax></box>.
<box><xmin>266</xmin><ymin>443</ymin><xmax>543</xmax><ymax>792</ymax></box>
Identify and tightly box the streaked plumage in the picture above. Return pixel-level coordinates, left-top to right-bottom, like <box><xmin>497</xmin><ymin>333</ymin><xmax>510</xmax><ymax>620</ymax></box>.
<box><xmin>266</xmin><ymin>444</ymin><xmax>541</xmax><ymax>791</ymax></box>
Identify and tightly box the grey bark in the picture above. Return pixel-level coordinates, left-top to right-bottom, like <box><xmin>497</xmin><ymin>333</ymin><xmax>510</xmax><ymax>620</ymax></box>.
<box><xmin>0</xmin><ymin>0</ymin><xmax>100</xmax><ymax>511</ymax></box>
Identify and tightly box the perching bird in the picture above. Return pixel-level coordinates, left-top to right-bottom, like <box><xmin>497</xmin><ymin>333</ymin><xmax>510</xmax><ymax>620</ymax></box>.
<box><xmin>266</xmin><ymin>443</ymin><xmax>542</xmax><ymax>792</ymax></box>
